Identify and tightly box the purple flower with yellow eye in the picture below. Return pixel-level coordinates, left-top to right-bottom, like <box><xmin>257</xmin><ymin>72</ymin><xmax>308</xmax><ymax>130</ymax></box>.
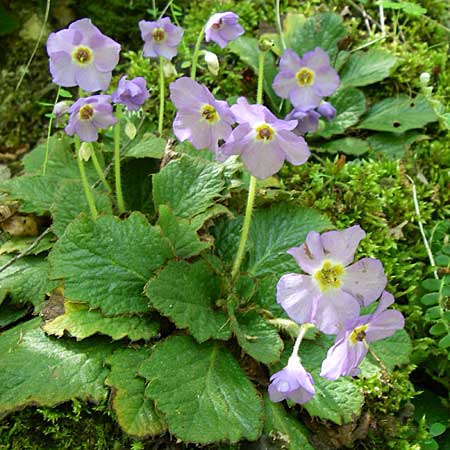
<box><xmin>205</xmin><ymin>12</ymin><xmax>244</xmax><ymax>48</ymax></box>
<box><xmin>268</xmin><ymin>354</ymin><xmax>315</xmax><ymax>404</ymax></box>
<box><xmin>139</xmin><ymin>17</ymin><xmax>183</xmax><ymax>61</ymax></box>
<box><xmin>218</xmin><ymin>97</ymin><xmax>310</xmax><ymax>179</ymax></box>
<box><xmin>65</xmin><ymin>95</ymin><xmax>117</xmax><ymax>142</ymax></box>
<box><xmin>273</xmin><ymin>47</ymin><xmax>339</xmax><ymax>110</ymax></box>
<box><xmin>286</xmin><ymin>108</ymin><xmax>321</xmax><ymax>134</ymax></box>
<box><xmin>170</xmin><ymin>77</ymin><xmax>234</xmax><ymax>153</ymax></box>
<box><xmin>112</xmin><ymin>76</ymin><xmax>149</xmax><ymax>111</ymax></box>
<box><xmin>320</xmin><ymin>291</ymin><xmax>405</xmax><ymax>380</ymax></box>
<box><xmin>276</xmin><ymin>225</ymin><xmax>387</xmax><ymax>334</ymax></box>
<box><xmin>46</xmin><ymin>18</ymin><xmax>120</xmax><ymax>92</ymax></box>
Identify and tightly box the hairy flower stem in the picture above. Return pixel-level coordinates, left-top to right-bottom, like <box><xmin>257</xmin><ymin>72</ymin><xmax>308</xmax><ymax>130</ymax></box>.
<box><xmin>75</xmin><ymin>136</ymin><xmax>97</xmax><ymax>220</ymax></box>
<box><xmin>42</xmin><ymin>86</ymin><xmax>61</xmax><ymax>176</ymax></box>
<box><xmin>158</xmin><ymin>57</ymin><xmax>165</xmax><ymax>136</ymax></box>
<box><xmin>91</xmin><ymin>145</ymin><xmax>112</xmax><ymax>193</ymax></box>
<box><xmin>290</xmin><ymin>324</ymin><xmax>313</xmax><ymax>361</ymax></box>
<box><xmin>190</xmin><ymin>27</ymin><xmax>205</xmax><ymax>80</ymax></box>
<box><xmin>230</xmin><ymin>50</ymin><xmax>267</xmax><ymax>281</ymax></box>
<box><xmin>114</xmin><ymin>105</ymin><xmax>125</xmax><ymax>214</ymax></box>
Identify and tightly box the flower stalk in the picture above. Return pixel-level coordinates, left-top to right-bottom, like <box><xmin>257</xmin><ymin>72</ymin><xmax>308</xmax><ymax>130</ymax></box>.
<box><xmin>158</xmin><ymin>56</ymin><xmax>165</xmax><ymax>136</ymax></box>
<box><xmin>190</xmin><ymin>26</ymin><xmax>205</xmax><ymax>80</ymax></box>
<box><xmin>114</xmin><ymin>105</ymin><xmax>125</xmax><ymax>214</ymax></box>
<box><xmin>91</xmin><ymin>145</ymin><xmax>112</xmax><ymax>193</ymax></box>
<box><xmin>43</xmin><ymin>86</ymin><xmax>61</xmax><ymax>176</ymax></box>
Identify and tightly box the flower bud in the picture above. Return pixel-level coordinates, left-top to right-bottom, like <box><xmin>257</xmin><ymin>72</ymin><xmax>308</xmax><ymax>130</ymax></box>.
<box><xmin>203</xmin><ymin>50</ymin><xmax>219</xmax><ymax>76</ymax></box>
<box><xmin>419</xmin><ymin>72</ymin><xmax>430</xmax><ymax>86</ymax></box>
<box><xmin>53</xmin><ymin>101</ymin><xmax>71</xmax><ymax>117</ymax></box>
<box><xmin>79</xmin><ymin>142</ymin><xmax>93</xmax><ymax>161</ymax></box>
<box><xmin>258</xmin><ymin>37</ymin><xmax>274</xmax><ymax>52</ymax></box>
<box><xmin>125</xmin><ymin>121</ymin><xmax>137</xmax><ymax>140</ymax></box>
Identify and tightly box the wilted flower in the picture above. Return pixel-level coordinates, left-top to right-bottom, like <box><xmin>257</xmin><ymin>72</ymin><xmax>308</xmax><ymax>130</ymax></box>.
<box><xmin>273</xmin><ymin>47</ymin><xmax>339</xmax><ymax>110</ymax></box>
<box><xmin>286</xmin><ymin>108</ymin><xmax>321</xmax><ymax>134</ymax></box>
<box><xmin>170</xmin><ymin>77</ymin><xmax>234</xmax><ymax>153</ymax></box>
<box><xmin>65</xmin><ymin>95</ymin><xmax>117</xmax><ymax>142</ymax></box>
<box><xmin>46</xmin><ymin>18</ymin><xmax>120</xmax><ymax>92</ymax></box>
<box><xmin>139</xmin><ymin>17</ymin><xmax>183</xmax><ymax>61</ymax></box>
<box><xmin>268</xmin><ymin>354</ymin><xmax>315</xmax><ymax>404</ymax></box>
<box><xmin>218</xmin><ymin>97</ymin><xmax>310</xmax><ymax>179</ymax></box>
<box><xmin>205</xmin><ymin>12</ymin><xmax>244</xmax><ymax>49</ymax></box>
<box><xmin>317</xmin><ymin>101</ymin><xmax>336</xmax><ymax>121</ymax></box>
<box><xmin>277</xmin><ymin>225</ymin><xmax>387</xmax><ymax>334</ymax></box>
<box><xmin>320</xmin><ymin>291</ymin><xmax>405</xmax><ymax>380</ymax></box>
<box><xmin>112</xmin><ymin>76</ymin><xmax>149</xmax><ymax>111</ymax></box>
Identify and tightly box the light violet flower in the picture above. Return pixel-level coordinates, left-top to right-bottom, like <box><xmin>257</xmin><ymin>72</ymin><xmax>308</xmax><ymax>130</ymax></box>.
<box><xmin>317</xmin><ymin>101</ymin><xmax>336</xmax><ymax>121</ymax></box>
<box><xmin>170</xmin><ymin>77</ymin><xmax>234</xmax><ymax>153</ymax></box>
<box><xmin>218</xmin><ymin>97</ymin><xmax>310</xmax><ymax>179</ymax></box>
<box><xmin>320</xmin><ymin>291</ymin><xmax>405</xmax><ymax>380</ymax></box>
<box><xmin>286</xmin><ymin>108</ymin><xmax>321</xmax><ymax>134</ymax></box>
<box><xmin>53</xmin><ymin>101</ymin><xmax>71</xmax><ymax>117</ymax></box>
<box><xmin>276</xmin><ymin>225</ymin><xmax>387</xmax><ymax>334</ymax></box>
<box><xmin>65</xmin><ymin>95</ymin><xmax>117</xmax><ymax>142</ymax></box>
<box><xmin>139</xmin><ymin>17</ymin><xmax>183</xmax><ymax>61</ymax></box>
<box><xmin>268</xmin><ymin>354</ymin><xmax>315</xmax><ymax>404</ymax></box>
<box><xmin>112</xmin><ymin>76</ymin><xmax>149</xmax><ymax>111</ymax></box>
<box><xmin>273</xmin><ymin>47</ymin><xmax>339</xmax><ymax>110</ymax></box>
<box><xmin>46</xmin><ymin>18</ymin><xmax>120</xmax><ymax>92</ymax></box>
<box><xmin>205</xmin><ymin>12</ymin><xmax>244</xmax><ymax>48</ymax></box>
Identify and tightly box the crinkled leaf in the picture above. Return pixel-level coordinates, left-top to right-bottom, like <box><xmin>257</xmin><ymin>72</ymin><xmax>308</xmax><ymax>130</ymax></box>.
<box><xmin>145</xmin><ymin>260</ymin><xmax>230</xmax><ymax>343</ymax></box>
<box><xmin>368</xmin><ymin>131</ymin><xmax>428</xmax><ymax>159</ymax></box>
<box><xmin>0</xmin><ymin>301</ymin><xmax>31</xmax><ymax>328</ymax></box>
<box><xmin>157</xmin><ymin>205</ymin><xmax>210</xmax><ymax>258</ymax></box>
<box><xmin>140</xmin><ymin>335</ymin><xmax>264</xmax><ymax>444</ymax></box>
<box><xmin>263</xmin><ymin>396</ymin><xmax>314</xmax><ymax>450</ymax></box>
<box><xmin>0</xmin><ymin>234</ymin><xmax>55</xmax><ymax>255</ymax></box>
<box><xmin>51</xmin><ymin>181</ymin><xmax>113</xmax><ymax>237</ymax></box>
<box><xmin>0</xmin><ymin>318</ymin><xmax>114</xmax><ymax>415</ymax></box>
<box><xmin>252</xmin><ymin>275</ymin><xmax>286</xmax><ymax>318</ymax></box>
<box><xmin>228</xmin><ymin>36</ymin><xmax>281</xmax><ymax>110</ymax></box>
<box><xmin>232</xmin><ymin>309</ymin><xmax>283</xmax><ymax>365</ymax></box>
<box><xmin>152</xmin><ymin>155</ymin><xmax>225</xmax><ymax>219</ymax></box>
<box><xmin>0</xmin><ymin>256</ymin><xmax>58</xmax><ymax>308</ymax></box>
<box><xmin>314</xmin><ymin>88</ymin><xmax>366</xmax><ymax>138</ymax></box>
<box><xmin>49</xmin><ymin>213</ymin><xmax>171</xmax><ymax>315</ymax></box>
<box><xmin>340</xmin><ymin>49</ymin><xmax>397</xmax><ymax>88</ymax></box>
<box><xmin>122</xmin><ymin>133</ymin><xmax>166</xmax><ymax>159</ymax></box>
<box><xmin>358</xmin><ymin>95</ymin><xmax>437</xmax><ymax>132</ymax></box>
<box><xmin>105</xmin><ymin>348</ymin><xmax>166</xmax><ymax>437</ymax></box>
<box><xmin>211</xmin><ymin>215</ymin><xmax>243</xmax><ymax>264</ymax></box>
<box><xmin>190</xmin><ymin>204</ymin><xmax>232</xmax><ymax>231</ymax></box>
<box><xmin>43</xmin><ymin>302</ymin><xmax>159</xmax><ymax>341</ymax></box>
<box><xmin>247</xmin><ymin>204</ymin><xmax>331</xmax><ymax>276</ymax></box>
<box><xmin>320</xmin><ymin>137</ymin><xmax>370</xmax><ymax>156</ymax></box>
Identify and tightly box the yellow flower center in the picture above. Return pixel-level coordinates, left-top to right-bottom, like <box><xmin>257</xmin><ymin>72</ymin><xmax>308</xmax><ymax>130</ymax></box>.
<box><xmin>152</xmin><ymin>27</ymin><xmax>166</xmax><ymax>42</ymax></box>
<box><xmin>78</xmin><ymin>104</ymin><xmax>94</xmax><ymax>121</ymax></box>
<box><xmin>313</xmin><ymin>260</ymin><xmax>344</xmax><ymax>292</ymax></box>
<box><xmin>296</xmin><ymin>67</ymin><xmax>315</xmax><ymax>86</ymax></box>
<box><xmin>200</xmin><ymin>104</ymin><xmax>219</xmax><ymax>123</ymax></box>
<box><xmin>349</xmin><ymin>325</ymin><xmax>368</xmax><ymax>345</ymax></box>
<box><xmin>72</xmin><ymin>46</ymin><xmax>93</xmax><ymax>65</ymax></box>
<box><xmin>255</xmin><ymin>124</ymin><xmax>275</xmax><ymax>141</ymax></box>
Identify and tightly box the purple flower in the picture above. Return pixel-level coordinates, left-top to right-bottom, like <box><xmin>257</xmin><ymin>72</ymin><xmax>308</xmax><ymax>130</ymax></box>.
<box><xmin>170</xmin><ymin>77</ymin><xmax>234</xmax><ymax>153</ymax></box>
<box><xmin>286</xmin><ymin>108</ymin><xmax>321</xmax><ymax>134</ymax></box>
<box><xmin>320</xmin><ymin>291</ymin><xmax>405</xmax><ymax>380</ymax></box>
<box><xmin>268</xmin><ymin>354</ymin><xmax>315</xmax><ymax>404</ymax></box>
<box><xmin>46</xmin><ymin>18</ymin><xmax>120</xmax><ymax>92</ymax></box>
<box><xmin>53</xmin><ymin>101</ymin><xmax>71</xmax><ymax>117</ymax></box>
<box><xmin>317</xmin><ymin>101</ymin><xmax>336</xmax><ymax>121</ymax></box>
<box><xmin>65</xmin><ymin>95</ymin><xmax>117</xmax><ymax>142</ymax></box>
<box><xmin>205</xmin><ymin>12</ymin><xmax>244</xmax><ymax>49</ymax></box>
<box><xmin>273</xmin><ymin>47</ymin><xmax>339</xmax><ymax>110</ymax></box>
<box><xmin>112</xmin><ymin>76</ymin><xmax>149</xmax><ymax>111</ymax></box>
<box><xmin>139</xmin><ymin>17</ymin><xmax>183</xmax><ymax>61</ymax></box>
<box><xmin>276</xmin><ymin>225</ymin><xmax>387</xmax><ymax>334</ymax></box>
<box><xmin>218</xmin><ymin>97</ymin><xmax>310</xmax><ymax>179</ymax></box>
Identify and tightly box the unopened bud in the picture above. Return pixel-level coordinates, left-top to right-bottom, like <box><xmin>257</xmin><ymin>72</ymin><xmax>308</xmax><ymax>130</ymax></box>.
<box><xmin>53</xmin><ymin>101</ymin><xmax>70</xmax><ymax>117</ymax></box>
<box><xmin>125</xmin><ymin>121</ymin><xmax>137</xmax><ymax>140</ymax></box>
<box><xmin>419</xmin><ymin>72</ymin><xmax>430</xmax><ymax>86</ymax></box>
<box><xmin>163</xmin><ymin>60</ymin><xmax>177</xmax><ymax>78</ymax></box>
<box><xmin>203</xmin><ymin>50</ymin><xmax>219</xmax><ymax>76</ymax></box>
<box><xmin>258</xmin><ymin>37</ymin><xmax>274</xmax><ymax>52</ymax></box>
<box><xmin>79</xmin><ymin>142</ymin><xmax>93</xmax><ymax>161</ymax></box>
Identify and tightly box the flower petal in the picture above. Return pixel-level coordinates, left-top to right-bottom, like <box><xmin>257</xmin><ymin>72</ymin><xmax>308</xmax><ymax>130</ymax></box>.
<box><xmin>289</xmin><ymin>85</ymin><xmax>322</xmax><ymax>110</ymax></box>
<box><xmin>321</xmin><ymin>225</ymin><xmax>366</xmax><ymax>266</ymax></box>
<box><xmin>287</xmin><ymin>231</ymin><xmax>325</xmax><ymax>274</ymax></box>
<box><xmin>276</xmin><ymin>130</ymin><xmax>310</xmax><ymax>165</ymax></box>
<box><xmin>75</xmin><ymin>65</ymin><xmax>111</xmax><ymax>92</ymax></box>
<box><xmin>240</xmin><ymin>138</ymin><xmax>285</xmax><ymax>179</ymax></box>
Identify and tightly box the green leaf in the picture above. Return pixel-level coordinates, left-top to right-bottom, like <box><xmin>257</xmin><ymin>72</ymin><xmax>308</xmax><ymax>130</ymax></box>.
<box><xmin>0</xmin><ymin>256</ymin><xmax>58</xmax><ymax>308</ymax></box>
<box><xmin>247</xmin><ymin>204</ymin><xmax>331</xmax><ymax>276</ymax></box>
<box><xmin>0</xmin><ymin>5</ymin><xmax>19</xmax><ymax>35</ymax></box>
<box><xmin>0</xmin><ymin>318</ymin><xmax>114</xmax><ymax>415</ymax></box>
<box><xmin>358</xmin><ymin>95</ymin><xmax>438</xmax><ymax>133</ymax></box>
<box><xmin>320</xmin><ymin>137</ymin><xmax>370</xmax><ymax>156</ymax></box>
<box><xmin>228</xmin><ymin>36</ymin><xmax>281</xmax><ymax>110</ymax></box>
<box><xmin>0</xmin><ymin>234</ymin><xmax>55</xmax><ymax>256</ymax></box>
<box><xmin>438</xmin><ymin>334</ymin><xmax>450</xmax><ymax>349</ymax></box>
<box><xmin>430</xmin><ymin>423</ymin><xmax>447</xmax><ymax>437</ymax></box>
<box><xmin>232</xmin><ymin>309</ymin><xmax>283</xmax><ymax>365</ymax></box>
<box><xmin>252</xmin><ymin>275</ymin><xmax>286</xmax><ymax>318</ymax></box>
<box><xmin>152</xmin><ymin>155</ymin><xmax>225</xmax><ymax>219</ymax></box>
<box><xmin>145</xmin><ymin>260</ymin><xmax>230</xmax><ymax>343</ymax></box>
<box><xmin>51</xmin><ymin>181</ymin><xmax>113</xmax><ymax>237</ymax></box>
<box><xmin>379</xmin><ymin>1</ymin><xmax>427</xmax><ymax>16</ymax></box>
<box><xmin>43</xmin><ymin>302</ymin><xmax>159</xmax><ymax>341</ymax></box>
<box><xmin>283</xmin><ymin>12</ymin><xmax>347</xmax><ymax>61</ymax></box>
<box><xmin>314</xmin><ymin>88</ymin><xmax>366</xmax><ymax>138</ymax></box>
<box><xmin>360</xmin><ymin>329</ymin><xmax>412</xmax><ymax>376</ymax></box>
<box><xmin>122</xmin><ymin>133</ymin><xmax>166</xmax><ymax>159</ymax></box>
<box><xmin>140</xmin><ymin>335</ymin><xmax>264</xmax><ymax>444</ymax></box>
<box><xmin>368</xmin><ymin>131</ymin><xmax>428</xmax><ymax>159</ymax></box>
<box><xmin>0</xmin><ymin>301</ymin><xmax>31</xmax><ymax>328</ymax></box>
<box><xmin>211</xmin><ymin>215</ymin><xmax>243</xmax><ymax>264</ymax></box>
<box><xmin>49</xmin><ymin>213</ymin><xmax>171</xmax><ymax>315</ymax></box>
<box><xmin>157</xmin><ymin>205</ymin><xmax>210</xmax><ymax>258</ymax></box>
<box><xmin>340</xmin><ymin>49</ymin><xmax>397</xmax><ymax>88</ymax></box>
<box><xmin>105</xmin><ymin>348</ymin><xmax>166</xmax><ymax>437</ymax></box>
<box><xmin>430</xmin><ymin>322</ymin><xmax>447</xmax><ymax>336</ymax></box>
<box><xmin>263</xmin><ymin>396</ymin><xmax>314</xmax><ymax>450</ymax></box>
<box><xmin>421</xmin><ymin>292</ymin><xmax>440</xmax><ymax>306</ymax></box>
